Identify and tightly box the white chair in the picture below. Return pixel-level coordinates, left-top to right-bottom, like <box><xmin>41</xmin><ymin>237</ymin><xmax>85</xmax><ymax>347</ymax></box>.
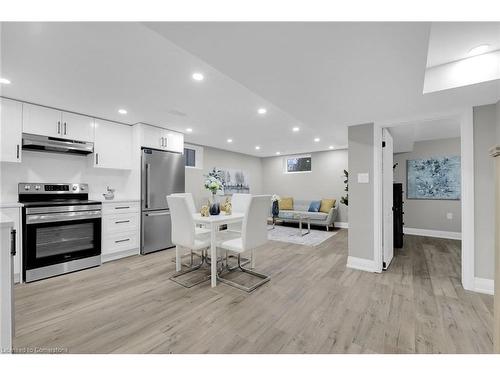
<box><xmin>226</xmin><ymin>193</ymin><xmax>253</xmax><ymax>266</ymax></box>
<box><xmin>217</xmin><ymin>195</ymin><xmax>271</xmax><ymax>292</ymax></box>
<box><xmin>170</xmin><ymin>193</ymin><xmax>210</xmax><ymax>236</ymax></box>
<box><xmin>167</xmin><ymin>195</ymin><xmax>211</xmax><ymax>287</ymax></box>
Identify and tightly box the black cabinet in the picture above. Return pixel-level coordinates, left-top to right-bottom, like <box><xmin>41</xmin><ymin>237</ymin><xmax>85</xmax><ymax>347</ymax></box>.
<box><xmin>393</xmin><ymin>183</ymin><xmax>404</xmax><ymax>248</ymax></box>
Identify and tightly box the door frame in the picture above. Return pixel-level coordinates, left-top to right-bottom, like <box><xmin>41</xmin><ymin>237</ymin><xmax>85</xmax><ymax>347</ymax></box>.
<box><xmin>373</xmin><ymin>107</ymin><xmax>474</xmax><ymax>291</ymax></box>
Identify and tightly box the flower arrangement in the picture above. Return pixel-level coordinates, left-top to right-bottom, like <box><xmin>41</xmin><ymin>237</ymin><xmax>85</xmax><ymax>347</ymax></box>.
<box><xmin>204</xmin><ymin>176</ymin><xmax>223</xmax><ymax>195</ymax></box>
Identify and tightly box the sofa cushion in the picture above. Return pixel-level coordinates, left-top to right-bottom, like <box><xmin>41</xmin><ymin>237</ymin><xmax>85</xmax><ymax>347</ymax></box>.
<box><xmin>319</xmin><ymin>199</ymin><xmax>336</xmax><ymax>213</ymax></box>
<box><xmin>278</xmin><ymin>210</ymin><xmax>328</xmax><ymax>221</ymax></box>
<box><xmin>308</xmin><ymin>200</ymin><xmax>321</xmax><ymax>212</ymax></box>
<box><xmin>279</xmin><ymin>197</ymin><xmax>293</xmax><ymax>210</ymax></box>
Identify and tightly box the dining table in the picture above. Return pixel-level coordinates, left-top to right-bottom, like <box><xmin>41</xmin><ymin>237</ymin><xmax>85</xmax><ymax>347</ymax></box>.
<box><xmin>191</xmin><ymin>212</ymin><xmax>245</xmax><ymax>287</ymax></box>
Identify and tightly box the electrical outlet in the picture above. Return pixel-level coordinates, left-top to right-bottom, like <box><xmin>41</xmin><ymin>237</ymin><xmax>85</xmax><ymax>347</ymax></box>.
<box><xmin>446</xmin><ymin>212</ymin><xmax>453</xmax><ymax>220</ymax></box>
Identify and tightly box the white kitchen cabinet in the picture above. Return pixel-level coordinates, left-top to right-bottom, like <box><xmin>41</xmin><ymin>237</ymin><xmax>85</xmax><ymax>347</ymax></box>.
<box><xmin>22</xmin><ymin>103</ymin><xmax>61</xmax><ymax>138</ymax></box>
<box><xmin>61</xmin><ymin>112</ymin><xmax>94</xmax><ymax>142</ymax></box>
<box><xmin>0</xmin><ymin>215</ymin><xmax>14</xmax><ymax>353</ymax></box>
<box><xmin>0</xmin><ymin>207</ymin><xmax>22</xmax><ymax>283</ymax></box>
<box><xmin>0</xmin><ymin>98</ymin><xmax>22</xmax><ymax>163</ymax></box>
<box><xmin>101</xmin><ymin>200</ymin><xmax>140</xmax><ymax>262</ymax></box>
<box><xmin>139</xmin><ymin>123</ymin><xmax>184</xmax><ymax>153</ymax></box>
<box><xmin>23</xmin><ymin>103</ymin><xmax>94</xmax><ymax>142</ymax></box>
<box><xmin>92</xmin><ymin>119</ymin><xmax>132</xmax><ymax>170</ymax></box>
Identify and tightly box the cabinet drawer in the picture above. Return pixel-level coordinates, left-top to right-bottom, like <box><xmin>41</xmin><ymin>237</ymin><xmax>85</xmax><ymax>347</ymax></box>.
<box><xmin>102</xmin><ymin>231</ymin><xmax>139</xmax><ymax>255</ymax></box>
<box><xmin>102</xmin><ymin>212</ymin><xmax>139</xmax><ymax>234</ymax></box>
<box><xmin>102</xmin><ymin>201</ymin><xmax>140</xmax><ymax>215</ymax></box>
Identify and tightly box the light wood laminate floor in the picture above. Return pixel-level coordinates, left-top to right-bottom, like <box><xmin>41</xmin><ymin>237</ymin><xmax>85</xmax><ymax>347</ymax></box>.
<box><xmin>13</xmin><ymin>230</ymin><xmax>494</xmax><ymax>353</ymax></box>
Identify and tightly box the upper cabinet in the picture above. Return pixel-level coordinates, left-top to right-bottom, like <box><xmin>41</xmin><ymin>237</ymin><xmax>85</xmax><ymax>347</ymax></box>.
<box><xmin>23</xmin><ymin>103</ymin><xmax>94</xmax><ymax>142</ymax></box>
<box><xmin>139</xmin><ymin>124</ymin><xmax>184</xmax><ymax>153</ymax></box>
<box><xmin>0</xmin><ymin>98</ymin><xmax>23</xmax><ymax>163</ymax></box>
<box><xmin>92</xmin><ymin>119</ymin><xmax>132</xmax><ymax>170</ymax></box>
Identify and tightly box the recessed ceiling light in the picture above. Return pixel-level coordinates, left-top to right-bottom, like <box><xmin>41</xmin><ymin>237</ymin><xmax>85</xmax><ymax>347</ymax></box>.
<box><xmin>255</xmin><ymin>146</ymin><xmax>261</xmax><ymax>150</ymax></box>
<box><xmin>192</xmin><ymin>72</ymin><xmax>204</xmax><ymax>81</ymax></box>
<box><xmin>276</xmin><ymin>151</ymin><xmax>281</xmax><ymax>155</ymax></box>
<box><xmin>0</xmin><ymin>77</ymin><xmax>11</xmax><ymax>85</ymax></box>
<box><xmin>292</xmin><ymin>127</ymin><xmax>300</xmax><ymax>132</ymax></box>
<box><xmin>468</xmin><ymin>44</ymin><xmax>490</xmax><ymax>57</ymax></box>
<box><xmin>118</xmin><ymin>109</ymin><xmax>127</xmax><ymax>115</ymax></box>
<box><xmin>257</xmin><ymin>108</ymin><xmax>267</xmax><ymax>115</ymax></box>
<box><xmin>314</xmin><ymin>138</ymin><xmax>320</xmax><ymax>142</ymax></box>
<box><xmin>186</xmin><ymin>128</ymin><xmax>193</xmax><ymax>133</ymax></box>
<box><xmin>227</xmin><ymin>138</ymin><xmax>233</xmax><ymax>143</ymax></box>
<box><xmin>329</xmin><ymin>145</ymin><xmax>334</xmax><ymax>149</ymax></box>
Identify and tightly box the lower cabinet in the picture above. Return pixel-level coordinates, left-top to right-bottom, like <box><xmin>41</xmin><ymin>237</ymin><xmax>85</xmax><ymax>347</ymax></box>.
<box><xmin>0</xmin><ymin>207</ymin><xmax>22</xmax><ymax>283</ymax></box>
<box><xmin>101</xmin><ymin>201</ymin><xmax>140</xmax><ymax>262</ymax></box>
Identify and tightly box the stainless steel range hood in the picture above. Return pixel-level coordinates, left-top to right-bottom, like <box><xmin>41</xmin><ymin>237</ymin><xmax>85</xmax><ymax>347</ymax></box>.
<box><xmin>22</xmin><ymin>133</ymin><xmax>94</xmax><ymax>155</ymax></box>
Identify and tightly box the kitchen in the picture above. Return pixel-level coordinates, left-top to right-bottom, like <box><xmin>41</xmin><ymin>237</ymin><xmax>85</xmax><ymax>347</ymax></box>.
<box><xmin>0</xmin><ymin>97</ymin><xmax>186</xmax><ymax>351</ymax></box>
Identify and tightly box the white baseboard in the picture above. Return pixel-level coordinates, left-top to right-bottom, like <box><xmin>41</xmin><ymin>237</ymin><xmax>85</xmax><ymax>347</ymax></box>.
<box><xmin>403</xmin><ymin>227</ymin><xmax>461</xmax><ymax>240</ymax></box>
<box><xmin>102</xmin><ymin>248</ymin><xmax>139</xmax><ymax>263</ymax></box>
<box><xmin>346</xmin><ymin>256</ymin><xmax>377</xmax><ymax>272</ymax></box>
<box><xmin>334</xmin><ymin>221</ymin><xmax>348</xmax><ymax>229</ymax></box>
<box><xmin>473</xmin><ymin>277</ymin><xmax>494</xmax><ymax>295</ymax></box>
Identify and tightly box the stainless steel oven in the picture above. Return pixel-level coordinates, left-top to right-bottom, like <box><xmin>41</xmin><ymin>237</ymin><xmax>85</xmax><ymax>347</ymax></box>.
<box><xmin>19</xmin><ymin>183</ymin><xmax>102</xmax><ymax>282</ymax></box>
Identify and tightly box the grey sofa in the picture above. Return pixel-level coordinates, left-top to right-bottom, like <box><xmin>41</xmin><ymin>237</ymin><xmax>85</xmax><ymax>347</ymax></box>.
<box><xmin>274</xmin><ymin>199</ymin><xmax>338</xmax><ymax>231</ymax></box>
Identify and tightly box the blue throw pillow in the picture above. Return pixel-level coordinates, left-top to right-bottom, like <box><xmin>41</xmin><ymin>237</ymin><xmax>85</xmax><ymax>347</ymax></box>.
<box><xmin>308</xmin><ymin>200</ymin><xmax>321</xmax><ymax>212</ymax></box>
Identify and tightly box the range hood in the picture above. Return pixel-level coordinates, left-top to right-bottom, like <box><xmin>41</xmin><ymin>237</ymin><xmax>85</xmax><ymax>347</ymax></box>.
<box><xmin>22</xmin><ymin>133</ymin><xmax>94</xmax><ymax>155</ymax></box>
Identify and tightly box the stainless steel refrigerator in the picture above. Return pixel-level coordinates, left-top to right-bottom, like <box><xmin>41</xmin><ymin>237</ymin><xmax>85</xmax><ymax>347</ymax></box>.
<box><xmin>141</xmin><ymin>148</ymin><xmax>185</xmax><ymax>254</ymax></box>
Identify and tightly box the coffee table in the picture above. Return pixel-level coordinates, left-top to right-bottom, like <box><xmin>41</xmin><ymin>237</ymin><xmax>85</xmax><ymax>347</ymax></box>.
<box><xmin>293</xmin><ymin>213</ymin><xmax>311</xmax><ymax>236</ymax></box>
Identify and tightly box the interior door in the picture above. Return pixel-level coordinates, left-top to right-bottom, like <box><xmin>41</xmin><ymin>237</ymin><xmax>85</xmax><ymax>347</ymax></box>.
<box><xmin>142</xmin><ymin>149</ymin><xmax>185</xmax><ymax>211</ymax></box>
<box><xmin>382</xmin><ymin>128</ymin><xmax>394</xmax><ymax>269</ymax></box>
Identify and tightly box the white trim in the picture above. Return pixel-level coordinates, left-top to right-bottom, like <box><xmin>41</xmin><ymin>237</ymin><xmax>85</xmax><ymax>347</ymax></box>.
<box><xmin>373</xmin><ymin>124</ymin><xmax>383</xmax><ymax>273</ymax></box>
<box><xmin>460</xmin><ymin>108</ymin><xmax>475</xmax><ymax>292</ymax></box>
<box><xmin>473</xmin><ymin>277</ymin><xmax>494</xmax><ymax>295</ymax></box>
<box><xmin>403</xmin><ymin>227</ymin><xmax>461</xmax><ymax>240</ymax></box>
<box><xmin>334</xmin><ymin>221</ymin><xmax>349</xmax><ymax>229</ymax></box>
<box><xmin>347</xmin><ymin>256</ymin><xmax>377</xmax><ymax>273</ymax></box>
<box><xmin>102</xmin><ymin>248</ymin><xmax>139</xmax><ymax>263</ymax></box>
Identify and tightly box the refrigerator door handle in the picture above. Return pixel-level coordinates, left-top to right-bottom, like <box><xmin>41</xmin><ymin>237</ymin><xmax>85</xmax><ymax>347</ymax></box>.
<box><xmin>145</xmin><ymin>210</ymin><xmax>170</xmax><ymax>217</ymax></box>
<box><xmin>145</xmin><ymin>163</ymin><xmax>151</xmax><ymax>208</ymax></box>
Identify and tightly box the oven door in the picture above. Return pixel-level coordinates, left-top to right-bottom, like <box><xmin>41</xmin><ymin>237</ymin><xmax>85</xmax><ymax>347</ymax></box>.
<box><xmin>24</xmin><ymin>210</ymin><xmax>101</xmax><ymax>271</ymax></box>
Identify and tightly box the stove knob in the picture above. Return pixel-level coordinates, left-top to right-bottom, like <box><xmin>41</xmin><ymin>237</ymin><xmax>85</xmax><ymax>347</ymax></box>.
<box><xmin>34</xmin><ymin>185</ymin><xmax>41</xmax><ymax>191</ymax></box>
<box><xmin>24</xmin><ymin>185</ymin><xmax>31</xmax><ymax>191</ymax></box>
<box><xmin>80</xmin><ymin>185</ymin><xmax>86</xmax><ymax>191</ymax></box>
<box><xmin>72</xmin><ymin>185</ymin><xmax>78</xmax><ymax>191</ymax></box>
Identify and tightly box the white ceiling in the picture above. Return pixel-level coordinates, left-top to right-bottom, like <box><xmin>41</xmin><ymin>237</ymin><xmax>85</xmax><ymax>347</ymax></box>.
<box><xmin>389</xmin><ymin>117</ymin><xmax>461</xmax><ymax>153</ymax></box>
<box><xmin>427</xmin><ymin>22</ymin><xmax>500</xmax><ymax>68</ymax></box>
<box><xmin>1</xmin><ymin>22</ymin><xmax>499</xmax><ymax>157</ymax></box>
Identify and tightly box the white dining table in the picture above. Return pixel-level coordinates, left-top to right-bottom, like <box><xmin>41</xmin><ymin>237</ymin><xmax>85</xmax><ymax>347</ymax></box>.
<box><xmin>191</xmin><ymin>212</ymin><xmax>245</xmax><ymax>287</ymax></box>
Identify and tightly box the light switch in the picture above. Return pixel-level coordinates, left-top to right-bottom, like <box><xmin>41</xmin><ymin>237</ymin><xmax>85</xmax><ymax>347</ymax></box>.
<box><xmin>357</xmin><ymin>173</ymin><xmax>369</xmax><ymax>183</ymax></box>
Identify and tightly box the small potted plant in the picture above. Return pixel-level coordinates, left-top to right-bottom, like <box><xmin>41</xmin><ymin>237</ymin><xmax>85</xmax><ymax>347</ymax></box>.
<box><xmin>271</xmin><ymin>194</ymin><xmax>281</xmax><ymax>226</ymax></box>
<box><xmin>204</xmin><ymin>174</ymin><xmax>224</xmax><ymax>215</ymax></box>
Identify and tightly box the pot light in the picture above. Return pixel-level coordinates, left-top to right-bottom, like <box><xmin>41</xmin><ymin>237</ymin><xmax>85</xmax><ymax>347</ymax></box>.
<box><xmin>255</xmin><ymin>146</ymin><xmax>261</xmax><ymax>150</ymax></box>
<box><xmin>186</xmin><ymin>128</ymin><xmax>193</xmax><ymax>133</ymax></box>
<box><xmin>227</xmin><ymin>138</ymin><xmax>233</xmax><ymax>143</ymax></box>
<box><xmin>314</xmin><ymin>138</ymin><xmax>320</xmax><ymax>142</ymax></box>
<box><xmin>468</xmin><ymin>44</ymin><xmax>490</xmax><ymax>57</ymax></box>
<box><xmin>192</xmin><ymin>72</ymin><xmax>204</xmax><ymax>81</ymax></box>
<box><xmin>118</xmin><ymin>109</ymin><xmax>127</xmax><ymax>115</ymax></box>
<box><xmin>292</xmin><ymin>127</ymin><xmax>300</xmax><ymax>132</ymax></box>
<box><xmin>329</xmin><ymin>145</ymin><xmax>334</xmax><ymax>149</ymax></box>
<box><xmin>0</xmin><ymin>77</ymin><xmax>11</xmax><ymax>84</ymax></box>
<box><xmin>276</xmin><ymin>151</ymin><xmax>281</xmax><ymax>155</ymax></box>
<box><xmin>257</xmin><ymin>108</ymin><xmax>267</xmax><ymax>115</ymax></box>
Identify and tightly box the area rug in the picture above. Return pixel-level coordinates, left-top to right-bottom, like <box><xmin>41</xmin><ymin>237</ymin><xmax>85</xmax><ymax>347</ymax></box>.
<box><xmin>267</xmin><ymin>225</ymin><xmax>338</xmax><ymax>246</ymax></box>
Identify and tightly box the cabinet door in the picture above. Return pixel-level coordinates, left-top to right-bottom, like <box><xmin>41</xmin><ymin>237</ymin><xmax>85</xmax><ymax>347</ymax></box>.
<box><xmin>164</xmin><ymin>131</ymin><xmax>184</xmax><ymax>153</ymax></box>
<box><xmin>23</xmin><ymin>103</ymin><xmax>62</xmax><ymax>137</ymax></box>
<box><xmin>0</xmin><ymin>207</ymin><xmax>22</xmax><ymax>283</ymax></box>
<box><xmin>93</xmin><ymin>119</ymin><xmax>132</xmax><ymax>169</ymax></box>
<box><xmin>61</xmin><ymin>112</ymin><xmax>94</xmax><ymax>142</ymax></box>
<box><xmin>0</xmin><ymin>98</ymin><xmax>23</xmax><ymax>163</ymax></box>
<box><xmin>140</xmin><ymin>124</ymin><xmax>163</xmax><ymax>150</ymax></box>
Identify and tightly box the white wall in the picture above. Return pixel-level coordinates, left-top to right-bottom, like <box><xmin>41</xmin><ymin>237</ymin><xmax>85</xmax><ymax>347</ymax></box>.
<box><xmin>185</xmin><ymin>145</ymin><xmax>263</xmax><ymax>209</ymax></box>
<box><xmin>260</xmin><ymin>149</ymin><xmax>348</xmax><ymax>223</ymax></box>
<box><xmin>0</xmin><ymin>150</ymin><xmax>139</xmax><ymax>202</ymax></box>
<box><xmin>393</xmin><ymin>137</ymin><xmax>461</xmax><ymax>233</ymax></box>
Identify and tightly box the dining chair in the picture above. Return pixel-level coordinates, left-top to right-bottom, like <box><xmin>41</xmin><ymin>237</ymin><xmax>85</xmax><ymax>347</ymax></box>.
<box><xmin>217</xmin><ymin>195</ymin><xmax>271</xmax><ymax>292</ymax></box>
<box><xmin>170</xmin><ymin>192</ymin><xmax>210</xmax><ymax>235</ymax></box>
<box><xmin>167</xmin><ymin>195</ymin><xmax>211</xmax><ymax>287</ymax></box>
<box><xmin>226</xmin><ymin>193</ymin><xmax>252</xmax><ymax>266</ymax></box>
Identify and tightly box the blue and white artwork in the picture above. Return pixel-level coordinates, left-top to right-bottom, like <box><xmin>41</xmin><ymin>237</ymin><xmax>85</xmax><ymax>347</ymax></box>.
<box><xmin>407</xmin><ymin>156</ymin><xmax>461</xmax><ymax>200</ymax></box>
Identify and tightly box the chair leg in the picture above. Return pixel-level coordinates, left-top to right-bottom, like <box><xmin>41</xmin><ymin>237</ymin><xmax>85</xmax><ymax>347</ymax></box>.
<box><xmin>170</xmin><ymin>249</ymin><xmax>210</xmax><ymax>288</ymax></box>
<box><xmin>175</xmin><ymin>246</ymin><xmax>182</xmax><ymax>272</ymax></box>
<box><xmin>326</xmin><ymin>225</ymin><xmax>329</xmax><ymax>232</ymax></box>
<box><xmin>217</xmin><ymin>253</ymin><xmax>270</xmax><ymax>293</ymax></box>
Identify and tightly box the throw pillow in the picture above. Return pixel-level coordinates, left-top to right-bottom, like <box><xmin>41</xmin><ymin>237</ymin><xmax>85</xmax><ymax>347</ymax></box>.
<box><xmin>319</xmin><ymin>199</ymin><xmax>336</xmax><ymax>213</ymax></box>
<box><xmin>308</xmin><ymin>200</ymin><xmax>321</xmax><ymax>212</ymax></box>
<box><xmin>279</xmin><ymin>197</ymin><xmax>293</xmax><ymax>210</ymax></box>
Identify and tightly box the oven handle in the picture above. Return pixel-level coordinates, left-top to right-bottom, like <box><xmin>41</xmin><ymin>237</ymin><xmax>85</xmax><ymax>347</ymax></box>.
<box><xmin>26</xmin><ymin>210</ymin><xmax>102</xmax><ymax>224</ymax></box>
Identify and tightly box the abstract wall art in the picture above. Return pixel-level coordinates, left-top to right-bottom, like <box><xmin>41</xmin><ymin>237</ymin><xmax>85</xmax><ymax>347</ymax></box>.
<box><xmin>407</xmin><ymin>156</ymin><xmax>461</xmax><ymax>200</ymax></box>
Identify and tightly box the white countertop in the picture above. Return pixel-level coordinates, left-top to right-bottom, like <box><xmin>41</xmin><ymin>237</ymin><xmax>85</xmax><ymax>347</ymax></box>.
<box><xmin>97</xmin><ymin>198</ymin><xmax>140</xmax><ymax>203</ymax></box>
<box><xmin>0</xmin><ymin>213</ymin><xmax>14</xmax><ymax>227</ymax></box>
<box><xmin>0</xmin><ymin>202</ymin><xmax>23</xmax><ymax>209</ymax></box>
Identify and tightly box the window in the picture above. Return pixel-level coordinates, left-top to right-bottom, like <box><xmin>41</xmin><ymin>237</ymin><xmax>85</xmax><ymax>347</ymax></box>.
<box><xmin>184</xmin><ymin>144</ymin><xmax>204</xmax><ymax>169</ymax></box>
<box><xmin>284</xmin><ymin>154</ymin><xmax>312</xmax><ymax>173</ymax></box>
